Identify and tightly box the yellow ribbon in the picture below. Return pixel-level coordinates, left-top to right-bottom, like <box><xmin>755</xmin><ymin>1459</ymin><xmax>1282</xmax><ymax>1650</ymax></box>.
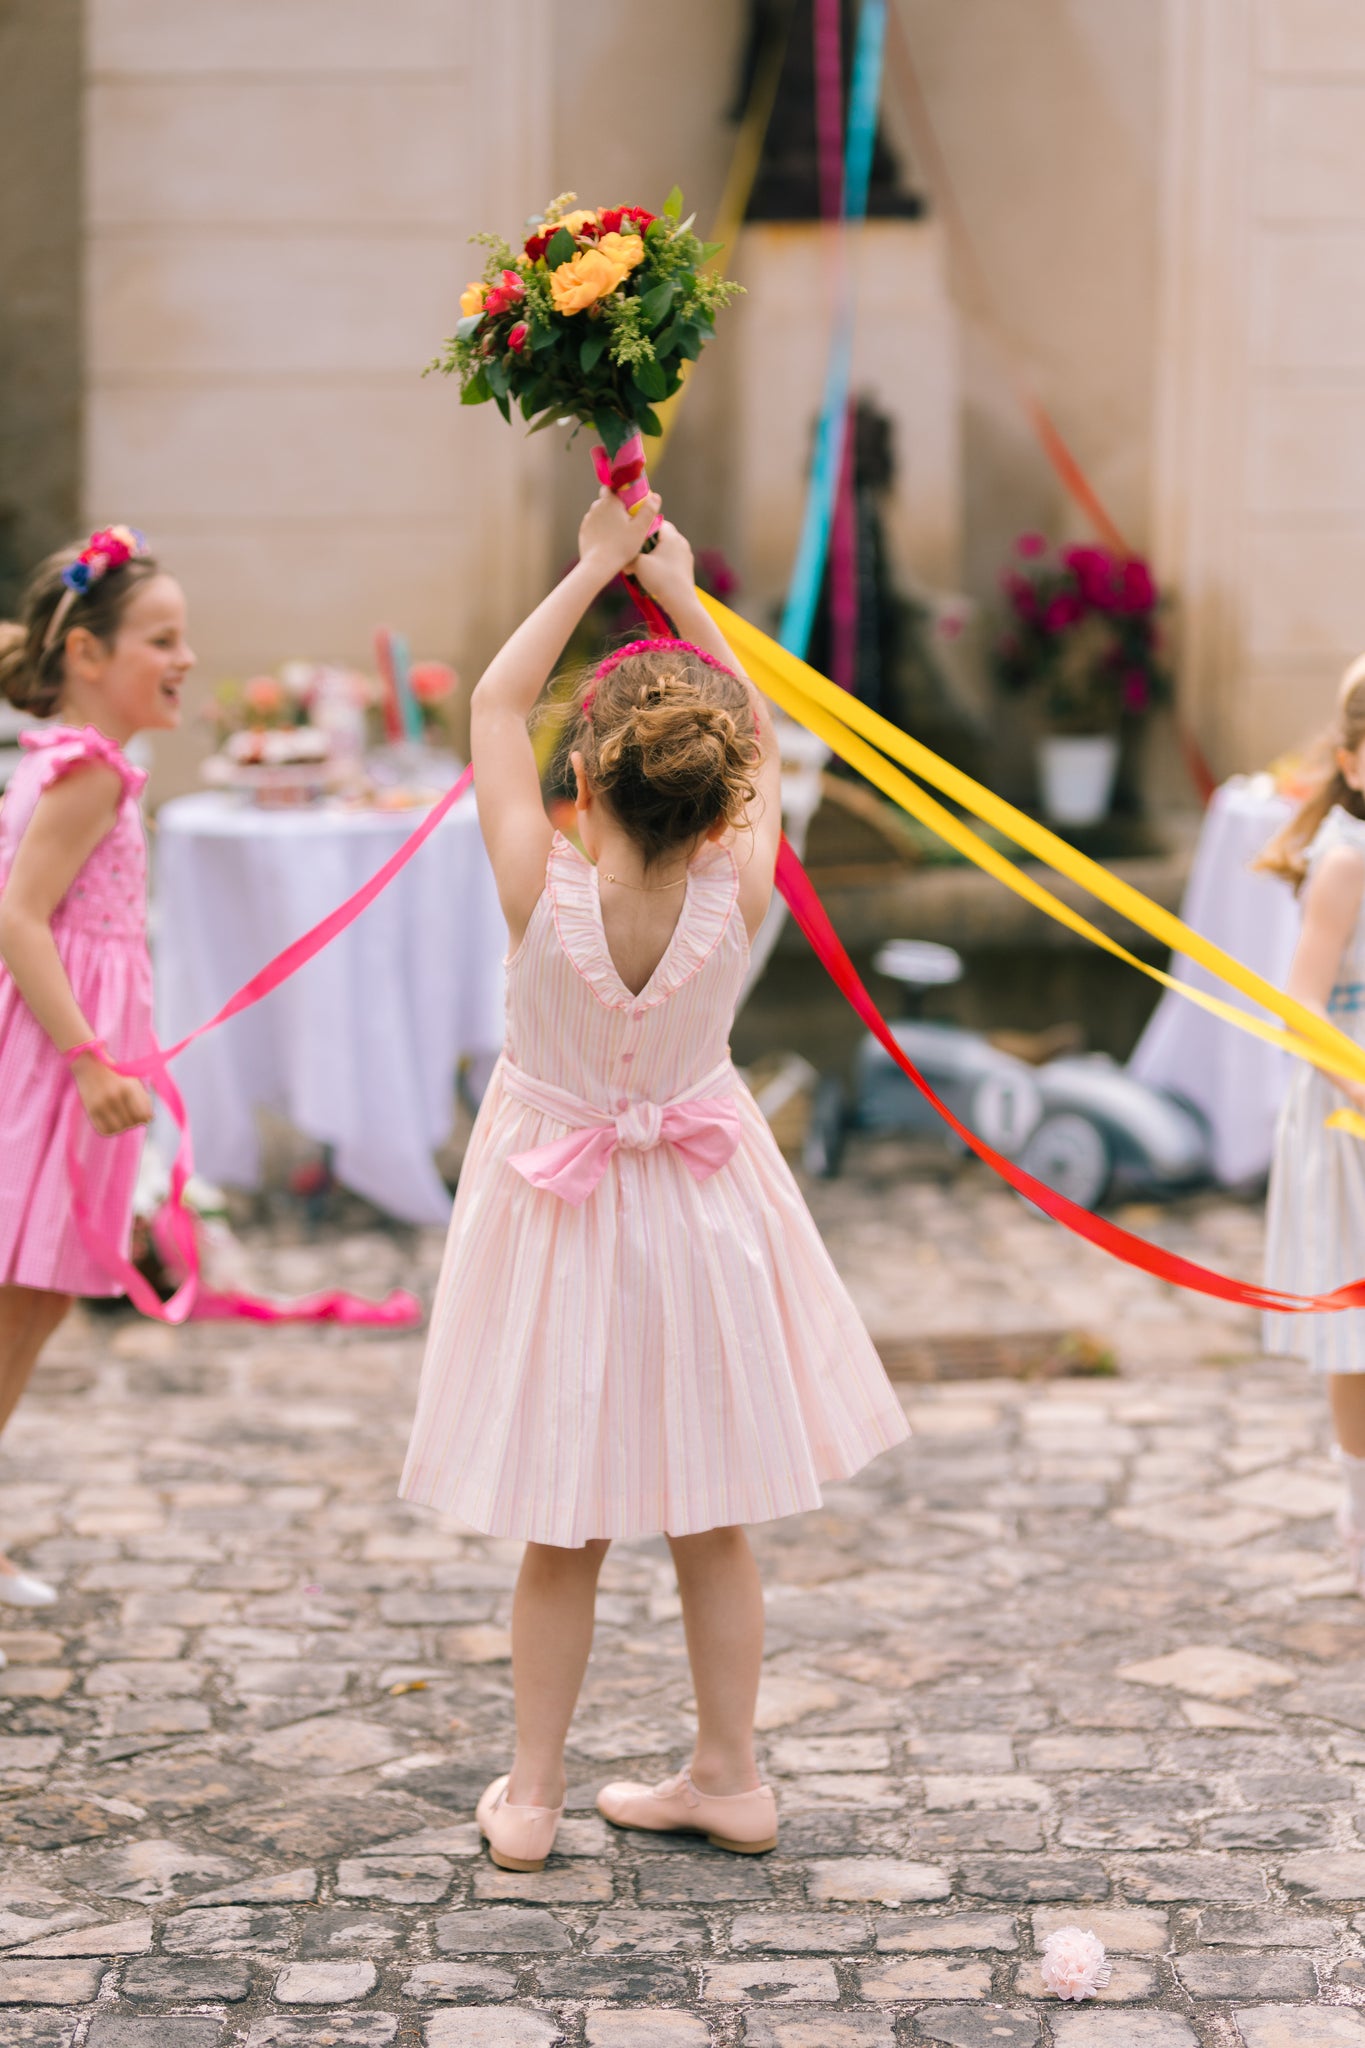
<box><xmin>645</xmin><ymin>23</ymin><xmax>787</xmax><ymax>465</ymax></box>
<box><xmin>700</xmin><ymin>592</ymin><xmax>1365</xmax><ymax>1092</ymax></box>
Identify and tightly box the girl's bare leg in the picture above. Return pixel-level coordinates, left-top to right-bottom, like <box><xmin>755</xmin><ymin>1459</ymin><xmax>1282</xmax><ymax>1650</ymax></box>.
<box><xmin>507</xmin><ymin>1537</ymin><xmax>610</xmax><ymax>1807</ymax></box>
<box><xmin>0</xmin><ymin>1285</ymin><xmax>72</xmax><ymax>1574</ymax></box>
<box><xmin>668</xmin><ymin>1524</ymin><xmax>764</xmax><ymax>1796</ymax></box>
<box><xmin>1330</xmin><ymin>1375</ymin><xmax>1365</xmax><ymax>1458</ymax></box>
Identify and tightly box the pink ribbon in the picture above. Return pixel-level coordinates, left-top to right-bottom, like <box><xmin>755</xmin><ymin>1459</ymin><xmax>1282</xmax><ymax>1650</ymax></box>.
<box><xmin>504</xmin><ymin>1060</ymin><xmax>742</xmax><ymax>1207</ymax></box>
<box><xmin>59</xmin><ymin>768</ymin><xmax>475</xmax><ymax>1326</ymax></box>
<box><xmin>591</xmin><ymin>432</ymin><xmax>664</xmax><ymax>540</ymax></box>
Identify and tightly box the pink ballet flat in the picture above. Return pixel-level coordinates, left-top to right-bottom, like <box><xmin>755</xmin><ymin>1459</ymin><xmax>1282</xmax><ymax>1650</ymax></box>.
<box><xmin>597</xmin><ymin>1767</ymin><xmax>778</xmax><ymax>1854</ymax></box>
<box><xmin>475</xmin><ymin>1773</ymin><xmax>564</xmax><ymax>1872</ymax></box>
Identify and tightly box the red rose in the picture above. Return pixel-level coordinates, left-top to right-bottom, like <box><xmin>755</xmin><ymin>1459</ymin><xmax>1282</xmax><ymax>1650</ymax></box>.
<box><xmin>507</xmin><ymin>321</ymin><xmax>528</xmax><ymax>354</ymax></box>
<box><xmin>483</xmin><ymin>268</ymin><xmax>526</xmax><ymax>317</ymax></box>
<box><xmin>1004</xmin><ymin>572</ymin><xmax>1039</xmax><ymax>619</ymax></box>
<box><xmin>1043</xmin><ymin>592</ymin><xmax>1084</xmax><ymax>633</ymax></box>
<box><xmin>1114</xmin><ymin>557</ymin><xmax>1156</xmax><ymax>614</ymax></box>
<box><xmin>1061</xmin><ymin>545</ymin><xmax>1116</xmax><ymax>609</ymax></box>
<box><xmin>524</xmin><ymin>230</ymin><xmax>551</xmax><ymax>262</ymax></box>
<box><xmin>600</xmin><ymin>205</ymin><xmax>655</xmax><ymax>236</ymax></box>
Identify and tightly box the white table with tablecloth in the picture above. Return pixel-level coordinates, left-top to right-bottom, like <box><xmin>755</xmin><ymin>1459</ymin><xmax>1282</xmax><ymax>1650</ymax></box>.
<box><xmin>1128</xmin><ymin>776</ymin><xmax>1299</xmax><ymax>1186</ymax></box>
<box><xmin>154</xmin><ymin>790</ymin><xmax>506</xmax><ymax>1225</ymax></box>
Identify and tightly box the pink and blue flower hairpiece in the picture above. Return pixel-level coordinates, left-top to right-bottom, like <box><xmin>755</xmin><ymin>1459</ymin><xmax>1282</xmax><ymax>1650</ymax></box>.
<box><xmin>43</xmin><ymin>525</ymin><xmax>149</xmax><ymax>652</ymax></box>
<box><xmin>581</xmin><ymin>637</ymin><xmax>738</xmax><ymax>716</ymax></box>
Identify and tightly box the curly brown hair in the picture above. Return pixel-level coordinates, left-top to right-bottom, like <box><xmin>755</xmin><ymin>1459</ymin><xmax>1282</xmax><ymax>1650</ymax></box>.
<box><xmin>557</xmin><ymin>643</ymin><xmax>761</xmax><ymax>865</ymax></box>
<box><xmin>0</xmin><ymin>545</ymin><xmax>161</xmax><ymax>719</ymax></box>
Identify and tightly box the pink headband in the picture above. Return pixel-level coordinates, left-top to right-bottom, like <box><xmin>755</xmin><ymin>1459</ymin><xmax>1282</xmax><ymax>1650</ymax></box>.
<box><xmin>581</xmin><ymin>637</ymin><xmax>738</xmax><ymax>715</ymax></box>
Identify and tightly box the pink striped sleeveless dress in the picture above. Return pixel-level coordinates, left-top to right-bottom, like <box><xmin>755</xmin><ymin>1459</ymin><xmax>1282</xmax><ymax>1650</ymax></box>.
<box><xmin>400</xmin><ymin>832</ymin><xmax>909</xmax><ymax>1545</ymax></box>
<box><xmin>0</xmin><ymin>726</ymin><xmax>153</xmax><ymax>1296</ymax></box>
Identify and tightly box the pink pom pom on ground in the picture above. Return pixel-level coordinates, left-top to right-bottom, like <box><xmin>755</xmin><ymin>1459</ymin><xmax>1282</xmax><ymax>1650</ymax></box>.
<box><xmin>1040</xmin><ymin>1926</ymin><xmax>1111</xmax><ymax>2001</ymax></box>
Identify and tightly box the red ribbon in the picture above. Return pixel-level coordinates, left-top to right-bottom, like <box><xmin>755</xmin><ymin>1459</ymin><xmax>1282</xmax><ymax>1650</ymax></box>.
<box><xmin>61</xmin><ymin>577</ymin><xmax>1349</xmax><ymax>1322</ymax></box>
<box><xmin>774</xmin><ymin>837</ymin><xmax>1365</xmax><ymax>1315</ymax></box>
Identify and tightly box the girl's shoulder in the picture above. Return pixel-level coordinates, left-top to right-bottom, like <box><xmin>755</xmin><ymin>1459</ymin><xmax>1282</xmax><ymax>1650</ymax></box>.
<box><xmin>18</xmin><ymin>726</ymin><xmax>146</xmax><ymax>805</ymax></box>
<box><xmin>1306</xmin><ymin>805</ymin><xmax>1365</xmax><ymax>874</ymax></box>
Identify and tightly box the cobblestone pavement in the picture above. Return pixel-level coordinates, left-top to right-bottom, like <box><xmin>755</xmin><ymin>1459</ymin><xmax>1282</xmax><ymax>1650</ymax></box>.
<box><xmin>4</xmin><ymin>1157</ymin><xmax>1365</xmax><ymax>2046</ymax></box>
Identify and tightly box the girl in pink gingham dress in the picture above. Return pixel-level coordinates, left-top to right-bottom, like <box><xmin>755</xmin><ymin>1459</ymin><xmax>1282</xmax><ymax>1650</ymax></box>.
<box><xmin>400</xmin><ymin>491</ymin><xmax>908</xmax><ymax>1872</ymax></box>
<box><xmin>0</xmin><ymin>530</ymin><xmax>194</xmax><ymax>1619</ymax></box>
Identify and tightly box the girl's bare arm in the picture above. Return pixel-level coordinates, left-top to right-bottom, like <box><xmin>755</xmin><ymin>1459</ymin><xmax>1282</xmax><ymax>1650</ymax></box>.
<box><xmin>0</xmin><ymin>766</ymin><xmax>153</xmax><ymax>1133</ymax></box>
<box><xmin>1289</xmin><ymin>842</ymin><xmax>1365</xmax><ymax>1109</ymax></box>
<box><xmin>635</xmin><ymin>523</ymin><xmax>783</xmax><ymax>939</ymax></box>
<box><xmin>472</xmin><ymin>489</ymin><xmax>660</xmax><ymax>944</ymax></box>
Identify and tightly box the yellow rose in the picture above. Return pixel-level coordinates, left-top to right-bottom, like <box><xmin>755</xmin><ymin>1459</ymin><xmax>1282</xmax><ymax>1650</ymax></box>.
<box><xmin>460</xmin><ymin>280</ymin><xmax>487</xmax><ymax>317</ymax></box>
<box><xmin>596</xmin><ymin>231</ymin><xmax>645</xmax><ymax>275</ymax></box>
<box><xmin>550</xmin><ymin>247</ymin><xmax>629</xmax><ymax>316</ymax></box>
<box><xmin>557</xmin><ymin>208</ymin><xmax>600</xmax><ymax>238</ymax></box>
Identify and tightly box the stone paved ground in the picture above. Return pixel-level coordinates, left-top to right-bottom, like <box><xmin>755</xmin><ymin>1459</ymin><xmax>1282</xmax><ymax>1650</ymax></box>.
<box><xmin>4</xmin><ymin>1154</ymin><xmax>1365</xmax><ymax>2046</ymax></box>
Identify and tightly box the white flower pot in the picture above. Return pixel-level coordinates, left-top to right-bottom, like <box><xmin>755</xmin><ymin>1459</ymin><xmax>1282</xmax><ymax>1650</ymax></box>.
<box><xmin>1037</xmin><ymin>734</ymin><xmax>1120</xmax><ymax>826</ymax></box>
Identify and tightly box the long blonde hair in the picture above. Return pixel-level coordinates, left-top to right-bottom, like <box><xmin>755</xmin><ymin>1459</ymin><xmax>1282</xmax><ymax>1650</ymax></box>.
<box><xmin>1256</xmin><ymin>654</ymin><xmax>1365</xmax><ymax>888</ymax></box>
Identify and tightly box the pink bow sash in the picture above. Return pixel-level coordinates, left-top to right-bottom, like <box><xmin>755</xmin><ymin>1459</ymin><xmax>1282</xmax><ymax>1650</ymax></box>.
<box><xmin>503</xmin><ymin>1059</ymin><xmax>742</xmax><ymax>1207</ymax></box>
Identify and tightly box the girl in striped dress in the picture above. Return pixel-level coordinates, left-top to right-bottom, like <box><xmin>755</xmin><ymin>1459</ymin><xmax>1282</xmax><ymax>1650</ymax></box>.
<box><xmin>1262</xmin><ymin>657</ymin><xmax>1365</xmax><ymax>1589</ymax></box>
<box><xmin>400</xmin><ymin>489</ymin><xmax>908</xmax><ymax>1870</ymax></box>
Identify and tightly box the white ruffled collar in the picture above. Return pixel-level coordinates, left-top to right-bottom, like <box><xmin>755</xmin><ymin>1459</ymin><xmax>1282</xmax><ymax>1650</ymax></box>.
<box><xmin>546</xmin><ymin>832</ymin><xmax>739</xmax><ymax>1012</ymax></box>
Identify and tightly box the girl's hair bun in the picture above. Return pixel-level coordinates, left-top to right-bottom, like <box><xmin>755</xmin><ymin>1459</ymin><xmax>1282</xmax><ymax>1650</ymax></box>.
<box><xmin>568</xmin><ymin>644</ymin><xmax>760</xmax><ymax>862</ymax></box>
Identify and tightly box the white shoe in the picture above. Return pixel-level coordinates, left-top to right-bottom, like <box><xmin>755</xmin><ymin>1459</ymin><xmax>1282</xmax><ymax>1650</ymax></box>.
<box><xmin>0</xmin><ymin>1572</ymin><xmax>57</xmax><ymax>1609</ymax></box>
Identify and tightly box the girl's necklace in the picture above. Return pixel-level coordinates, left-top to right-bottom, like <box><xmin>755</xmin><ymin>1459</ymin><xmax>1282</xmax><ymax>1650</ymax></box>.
<box><xmin>600</xmin><ymin>867</ymin><xmax>688</xmax><ymax>893</ymax></box>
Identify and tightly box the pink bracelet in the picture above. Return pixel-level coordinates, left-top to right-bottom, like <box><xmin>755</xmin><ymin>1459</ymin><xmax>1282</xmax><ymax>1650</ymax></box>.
<box><xmin>62</xmin><ymin>1040</ymin><xmax>107</xmax><ymax>1066</ymax></box>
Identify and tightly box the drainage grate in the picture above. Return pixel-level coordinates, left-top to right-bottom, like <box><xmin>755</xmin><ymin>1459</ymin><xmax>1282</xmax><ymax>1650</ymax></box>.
<box><xmin>875</xmin><ymin>1328</ymin><xmax>1116</xmax><ymax>1383</ymax></box>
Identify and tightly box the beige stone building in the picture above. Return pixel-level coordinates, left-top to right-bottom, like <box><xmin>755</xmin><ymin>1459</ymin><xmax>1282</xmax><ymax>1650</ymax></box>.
<box><xmin>1</xmin><ymin>0</ymin><xmax>1362</xmax><ymax>793</ymax></box>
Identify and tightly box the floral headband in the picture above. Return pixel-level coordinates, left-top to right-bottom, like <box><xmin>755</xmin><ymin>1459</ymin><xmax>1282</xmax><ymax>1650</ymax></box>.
<box><xmin>42</xmin><ymin>525</ymin><xmax>149</xmax><ymax>653</ymax></box>
<box><xmin>581</xmin><ymin>637</ymin><xmax>737</xmax><ymax>715</ymax></box>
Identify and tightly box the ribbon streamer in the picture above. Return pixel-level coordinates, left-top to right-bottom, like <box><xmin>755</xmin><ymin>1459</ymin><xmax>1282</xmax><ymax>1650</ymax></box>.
<box><xmin>703</xmin><ymin>592</ymin><xmax>1365</xmax><ymax>1093</ymax></box>
<box><xmin>776</xmin><ymin>837</ymin><xmax>1365</xmax><ymax>1315</ymax></box>
<box><xmin>882</xmin><ymin>1</ymin><xmax>1216</xmax><ymax>804</ymax></box>
<box><xmin>60</xmin><ymin>773</ymin><xmax>476</xmax><ymax>1323</ymax></box>
<box><xmin>647</xmin><ymin>4</ymin><xmax>790</xmax><ymax>464</ymax></box>
<box><xmin>778</xmin><ymin>0</ymin><xmax>888</xmax><ymax>661</ymax></box>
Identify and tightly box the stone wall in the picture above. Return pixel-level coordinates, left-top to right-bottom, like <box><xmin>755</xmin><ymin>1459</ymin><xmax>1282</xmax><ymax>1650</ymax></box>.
<box><xmin>84</xmin><ymin>0</ymin><xmax>557</xmax><ymax>795</ymax></box>
<box><xmin>0</xmin><ymin>0</ymin><xmax>82</xmax><ymax>607</ymax></box>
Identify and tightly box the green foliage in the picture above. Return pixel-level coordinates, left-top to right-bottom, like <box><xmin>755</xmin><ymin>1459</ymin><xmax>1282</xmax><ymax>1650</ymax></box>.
<box><xmin>431</xmin><ymin>188</ymin><xmax>742</xmax><ymax>444</ymax></box>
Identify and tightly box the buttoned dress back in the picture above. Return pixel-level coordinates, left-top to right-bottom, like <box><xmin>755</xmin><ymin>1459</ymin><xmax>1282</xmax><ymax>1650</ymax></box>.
<box><xmin>0</xmin><ymin>727</ymin><xmax>153</xmax><ymax>1295</ymax></box>
<box><xmin>400</xmin><ymin>833</ymin><xmax>909</xmax><ymax>1545</ymax></box>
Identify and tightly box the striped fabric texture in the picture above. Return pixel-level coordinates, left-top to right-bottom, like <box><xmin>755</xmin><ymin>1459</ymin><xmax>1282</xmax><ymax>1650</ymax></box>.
<box><xmin>400</xmin><ymin>834</ymin><xmax>909</xmax><ymax>1545</ymax></box>
<box><xmin>0</xmin><ymin>728</ymin><xmax>153</xmax><ymax>1296</ymax></box>
<box><xmin>1265</xmin><ymin>806</ymin><xmax>1365</xmax><ymax>1373</ymax></box>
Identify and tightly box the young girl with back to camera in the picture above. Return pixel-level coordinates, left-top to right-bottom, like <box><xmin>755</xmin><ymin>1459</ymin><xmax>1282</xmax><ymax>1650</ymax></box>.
<box><xmin>1261</xmin><ymin>655</ymin><xmax>1365</xmax><ymax>1589</ymax></box>
<box><xmin>400</xmin><ymin>487</ymin><xmax>909</xmax><ymax>1871</ymax></box>
<box><xmin>0</xmin><ymin>529</ymin><xmax>194</xmax><ymax>1632</ymax></box>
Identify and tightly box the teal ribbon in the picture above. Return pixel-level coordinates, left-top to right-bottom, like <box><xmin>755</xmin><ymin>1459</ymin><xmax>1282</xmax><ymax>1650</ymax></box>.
<box><xmin>777</xmin><ymin>0</ymin><xmax>888</xmax><ymax>660</ymax></box>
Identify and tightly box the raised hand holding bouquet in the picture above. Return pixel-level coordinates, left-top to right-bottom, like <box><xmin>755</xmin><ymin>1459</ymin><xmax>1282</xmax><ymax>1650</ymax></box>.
<box><xmin>432</xmin><ymin>188</ymin><xmax>740</xmax><ymax>528</ymax></box>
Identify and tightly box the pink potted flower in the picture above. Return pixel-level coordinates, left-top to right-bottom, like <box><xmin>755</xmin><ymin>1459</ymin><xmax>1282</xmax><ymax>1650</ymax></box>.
<box><xmin>995</xmin><ymin>534</ymin><xmax>1170</xmax><ymax>826</ymax></box>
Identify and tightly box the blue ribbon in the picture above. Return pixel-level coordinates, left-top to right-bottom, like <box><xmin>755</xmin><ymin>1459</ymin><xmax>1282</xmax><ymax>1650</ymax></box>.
<box><xmin>777</xmin><ymin>0</ymin><xmax>888</xmax><ymax>661</ymax></box>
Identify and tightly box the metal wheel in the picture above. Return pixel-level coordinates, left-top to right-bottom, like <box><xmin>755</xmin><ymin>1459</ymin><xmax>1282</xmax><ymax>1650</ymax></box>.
<box><xmin>1016</xmin><ymin>1111</ymin><xmax>1110</xmax><ymax>1210</ymax></box>
<box><xmin>803</xmin><ymin>1075</ymin><xmax>848</xmax><ymax>1179</ymax></box>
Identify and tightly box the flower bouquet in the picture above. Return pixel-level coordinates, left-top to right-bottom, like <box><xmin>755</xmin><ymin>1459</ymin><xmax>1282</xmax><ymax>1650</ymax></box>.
<box><xmin>995</xmin><ymin>536</ymin><xmax>1171</xmax><ymax>825</ymax></box>
<box><xmin>430</xmin><ymin>187</ymin><xmax>740</xmax><ymax>517</ymax></box>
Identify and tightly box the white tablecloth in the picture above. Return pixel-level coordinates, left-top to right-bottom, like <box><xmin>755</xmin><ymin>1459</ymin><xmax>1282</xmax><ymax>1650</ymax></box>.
<box><xmin>155</xmin><ymin>791</ymin><xmax>506</xmax><ymax>1225</ymax></box>
<box><xmin>1128</xmin><ymin>777</ymin><xmax>1299</xmax><ymax>1185</ymax></box>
